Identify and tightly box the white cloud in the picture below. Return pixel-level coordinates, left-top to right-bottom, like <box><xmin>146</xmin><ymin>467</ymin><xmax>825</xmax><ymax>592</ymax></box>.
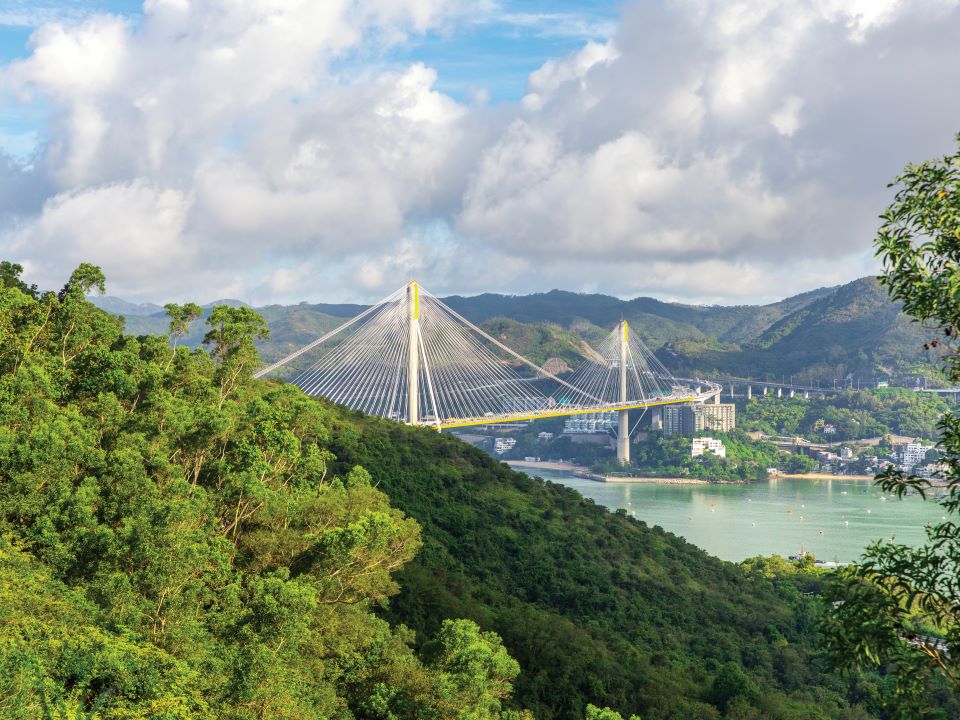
<box><xmin>1</xmin><ymin>0</ymin><xmax>960</xmax><ymax>306</ymax></box>
<box><xmin>456</xmin><ymin>0</ymin><xmax>960</xmax><ymax>301</ymax></box>
<box><xmin>12</xmin><ymin>180</ymin><xmax>192</xmax><ymax>296</ymax></box>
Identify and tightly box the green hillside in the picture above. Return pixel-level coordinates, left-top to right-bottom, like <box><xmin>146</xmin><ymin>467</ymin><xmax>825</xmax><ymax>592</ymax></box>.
<box><xmin>5</xmin><ymin>265</ymin><xmax>893</xmax><ymax>719</ymax></box>
<box><xmin>663</xmin><ymin>278</ymin><xmax>935</xmax><ymax>383</ymax></box>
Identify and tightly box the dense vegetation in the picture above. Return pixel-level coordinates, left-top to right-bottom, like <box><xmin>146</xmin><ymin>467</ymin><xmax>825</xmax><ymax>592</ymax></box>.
<box><xmin>5</xmin><ymin>263</ymin><xmax>918</xmax><ymax>719</ymax></box>
<box><xmin>0</xmin><ymin>264</ymin><xmax>529</xmax><ymax>719</ymax></box>
<box><xmin>823</xmin><ymin>135</ymin><xmax>960</xmax><ymax>714</ymax></box>
<box><xmin>737</xmin><ymin>389</ymin><xmax>953</xmax><ymax>442</ymax></box>
<box><xmin>591</xmin><ymin>431</ymin><xmax>815</xmax><ymax>480</ymax></box>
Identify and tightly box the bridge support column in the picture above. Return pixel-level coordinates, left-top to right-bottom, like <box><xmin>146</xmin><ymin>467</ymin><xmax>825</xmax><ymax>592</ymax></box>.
<box><xmin>763</xmin><ymin>387</ymin><xmax>768</xmax><ymax>396</ymax></box>
<box><xmin>617</xmin><ymin>320</ymin><xmax>630</xmax><ymax>465</ymax></box>
<box><xmin>747</xmin><ymin>385</ymin><xmax>752</xmax><ymax>400</ymax></box>
<box><xmin>777</xmin><ymin>387</ymin><xmax>782</xmax><ymax>398</ymax></box>
<box><xmin>789</xmin><ymin>389</ymin><xmax>795</xmax><ymax>398</ymax></box>
<box><xmin>407</xmin><ymin>281</ymin><xmax>420</xmax><ymax>425</ymax></box>
<box><xmin>714</xmin><ymin>390</ymin><xmax>721</xmax><ymax>405</ymax></box>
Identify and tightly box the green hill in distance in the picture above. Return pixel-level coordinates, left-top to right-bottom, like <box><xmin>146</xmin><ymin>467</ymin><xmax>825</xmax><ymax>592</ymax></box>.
<box><xmin>95</xmin><ymin>276</ymin><xmax>937</xmax><ymax>386</ymax></box>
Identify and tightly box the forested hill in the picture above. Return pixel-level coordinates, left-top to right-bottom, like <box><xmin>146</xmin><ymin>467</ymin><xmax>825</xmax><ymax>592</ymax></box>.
<box><xmin>99</xmin><ymin>276</ymin><xmax>933</xmax><ymax>383</ymax></box>
<box><xmin>2</xmin><ymin>264</ymin><xmax>888</xmax><ymax>718</ymax></box>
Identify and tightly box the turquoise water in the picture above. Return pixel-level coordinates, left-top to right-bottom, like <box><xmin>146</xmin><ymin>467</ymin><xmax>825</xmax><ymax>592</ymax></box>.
<box><xmin>522</xmin><ymin>469</ymin><xmax>940</xmax><ymax>562</ymax></box>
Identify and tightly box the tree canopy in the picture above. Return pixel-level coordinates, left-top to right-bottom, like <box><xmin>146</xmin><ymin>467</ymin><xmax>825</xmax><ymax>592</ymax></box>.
<box><xmin>823</xmin><ymin>134</ymin><xmax>960</xmax><ymax>715</ymax></box>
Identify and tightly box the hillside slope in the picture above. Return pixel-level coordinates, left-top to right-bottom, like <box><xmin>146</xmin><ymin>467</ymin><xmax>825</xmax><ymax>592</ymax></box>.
<box><xmin>10</xmin><ymin>266</ymin><xmax>882</xmax><ymax>719</ymax></box>
<box><xmin>663</xmin><ymin>278</ymin><xmax>933</xmax><ymax>383</ymax></box>
<box><xmin>328</xmin><ymin>416</ymin><xmax>853</xmax><ymax>718</ymax></box>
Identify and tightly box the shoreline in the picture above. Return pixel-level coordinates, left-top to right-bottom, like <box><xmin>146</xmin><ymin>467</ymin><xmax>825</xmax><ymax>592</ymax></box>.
<box><xmin>505</xmin><ymin>460</ymin><xmax>713</xmax><ymax>484</ymax></box>
<box><xmin>506</xmin><ymin>461</ymin><xmax>877</xmax><ymax>485</ymax></box>
<box><xmin>504</xmin><ymin>460</ymin><xmax>588</xmax><ymax>472</ymax></box>
<box><xmin>600</xmin><ymin>475</ymin><xmax>711</xmax><ymax>485</ymax></box>
<box><xmin>778</xmin><ymin>472</ymin><xmax>877</xmax><ymax>481</ymax></box>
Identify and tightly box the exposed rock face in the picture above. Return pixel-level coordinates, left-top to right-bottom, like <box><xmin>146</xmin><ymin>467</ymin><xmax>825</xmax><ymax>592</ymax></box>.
<box><xmin>542</xmin><ymin>357</ymin><xmax>571</xmax><ymax>376</ymax></box>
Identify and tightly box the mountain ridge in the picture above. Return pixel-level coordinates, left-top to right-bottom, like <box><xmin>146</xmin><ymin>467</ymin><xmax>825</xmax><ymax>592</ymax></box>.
<box><xmin>92</xmin><ymin>276</ymin><xmax>936</xmax><ymax>384</ymax></box>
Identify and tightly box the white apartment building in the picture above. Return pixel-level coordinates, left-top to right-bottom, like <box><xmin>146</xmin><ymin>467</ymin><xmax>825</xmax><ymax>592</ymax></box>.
<box><xmin>691</xmin><ymin>437</ymin><xmax>726</xmax><ymax>459</ymax></box>
<box><xmin>902</xmin><ymin>442</ymin><xmax>933</xmax><ymax>469</ymax></box>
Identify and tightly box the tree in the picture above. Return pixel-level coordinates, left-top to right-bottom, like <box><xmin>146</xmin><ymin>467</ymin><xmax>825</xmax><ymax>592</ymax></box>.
<box><xmin>0</xmin><ymin>261</ymin><xmax>37</xmax><ymax>297</ymax></box>
<box><xmin>164</xmin><ymin>302</ymin><xmax>203</xmax><ymax>344</ymax></box>
<box><xmin>425</xmin><ymin>619</ymin><xmax>521</xmax><ymax>720</ymax></box>
<box><xmin>203</xmin><ymin>305</ymin><xmax>269</xmax><ymax>405</ymax></box>
<box><xmin>823</xmin><ymin>134</ymin><xmax>960</xmax><ymax>712</ymax></box>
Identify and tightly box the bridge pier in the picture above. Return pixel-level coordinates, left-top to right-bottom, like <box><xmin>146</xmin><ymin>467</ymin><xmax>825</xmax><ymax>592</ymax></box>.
<box><xmin>747</xmin><ymin>385</ymin><xmax>752</xmax><ymax>400</ymax></box>
<box><xmin>789</xmin><ymin>389</ymin><xmax>795</xmax><ymax>398</ymax></box>
<box><xmin>777</xmin><ymin>387</ymin><xmax>782</xmax><ymax>398</ymax></box>
<box><xmin>617</xmin><ymin>320</ymin><xmax>630</xmax><ymax>465</ymax></box>
<box><xmin>763</xmin><ymin>387</ymin><xmax>768</xmax><ymax>396</ymax></box>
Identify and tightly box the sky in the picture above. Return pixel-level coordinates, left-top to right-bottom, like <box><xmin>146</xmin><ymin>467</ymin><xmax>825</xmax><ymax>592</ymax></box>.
<box><xmin>0</xmin><ymin>0</ymin><xmax>958</xmax><ymax>306</ymax></box>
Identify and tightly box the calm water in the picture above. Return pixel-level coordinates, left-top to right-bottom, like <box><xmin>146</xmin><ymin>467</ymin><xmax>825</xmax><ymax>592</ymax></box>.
<box><xmin>524</xmin><ymin>469</ymin><xmax>940</xmax><ymax>562</ymax></box>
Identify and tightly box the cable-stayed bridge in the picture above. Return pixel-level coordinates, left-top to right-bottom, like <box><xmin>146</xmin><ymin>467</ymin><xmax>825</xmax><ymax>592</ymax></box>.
<box><xmin>255</xmin><ymin>281</ymin><xmax>720</xmax><ymax>464</ymax></box>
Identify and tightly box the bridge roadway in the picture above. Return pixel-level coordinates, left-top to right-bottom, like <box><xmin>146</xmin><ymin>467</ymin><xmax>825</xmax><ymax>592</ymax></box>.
<box><xmin>434</xmin><ymin>389</ymin><xmax>720</xmax><ymax>430</ymax></box>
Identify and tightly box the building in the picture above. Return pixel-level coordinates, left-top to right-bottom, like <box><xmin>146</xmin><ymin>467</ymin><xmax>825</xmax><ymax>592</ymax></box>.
<box><xmin>493</xmin><ymin>437</ymin><xmax>516</xmax><ymax>455</ymax></box>
<box><xmin>662</xmin><ymin>405</ymin><xmax>685</xmax><ymax>436</ymax></box>
<box><xmin>691</xmin><ymin>437</ymin><xmax>726</xmax><ymax>459</ymax></box>
<box><xmin>563</xmin><ymin>412</ymin><xmax>616</xmax><ymax>434</ymax></box>
<box><xmin>692</xmin><ymin>403</ymin><xmax>735</xmax><ymax>433</ymax></box>
<box><xmin>662</xmin><ymin>403</ymin><xmax>736</xmax><ymax>436</ymax></box>
<box><xmin>537</xmin><ymin>432</ymin><xmax>554</xmax><ymax>442</ymax></box>
<box><xmin>901</xmin><ymin>442</ymin><xmax>933</xmax><ymax>469</ymax></box>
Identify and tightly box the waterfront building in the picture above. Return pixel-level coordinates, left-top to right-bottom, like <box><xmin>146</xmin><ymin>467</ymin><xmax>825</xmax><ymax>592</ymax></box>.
<box><xmin>691</xmin><ymin>437</ymin><xmax>726</xmax><ymax>459</ymax></box>
<box><xmin>901</xmin><ymin>442</ymin><xmax>933</xmax><ymax>469</ymax></box>
<box><xmin>494</xmin><ymin>437</ymin><xmax>517</xmax><ymax>455</ymax></box>
<box><xmin>563</xmin><ymin>412</ymin><xmax>616</xmax><ymax>434</ymax></box>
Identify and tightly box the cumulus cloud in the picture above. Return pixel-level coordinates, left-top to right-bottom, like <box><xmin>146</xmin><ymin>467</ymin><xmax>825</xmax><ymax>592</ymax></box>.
<box><xmin>1</xmin><ymin>0</ymin><xmax>959</xmax><ymax>304</ymax></box>
<box><xmin>457</xmin><ymin>0</ymin><xmax>960</xmax><ymax>300</ymax></box>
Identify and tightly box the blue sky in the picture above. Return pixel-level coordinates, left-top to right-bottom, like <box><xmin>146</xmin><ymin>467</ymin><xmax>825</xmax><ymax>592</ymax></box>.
<box><xmin>0</xmin><ymin>0</ymin><xmax>620</xmax><ymax>97</ymax></box>
<box><xmin>0</xmin><ymin>0</ymin><xmax>619</xmax><ymax>162</ymax></box>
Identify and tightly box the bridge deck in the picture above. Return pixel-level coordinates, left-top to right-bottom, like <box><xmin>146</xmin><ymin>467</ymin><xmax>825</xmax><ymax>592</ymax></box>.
<box><xmin>434</xmin><ymin>394</ymin><xmax>703</xmax><ymax>429</ymax></box>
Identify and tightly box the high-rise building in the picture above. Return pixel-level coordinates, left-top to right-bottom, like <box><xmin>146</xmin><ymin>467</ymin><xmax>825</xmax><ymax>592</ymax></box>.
<box><xmin>662</xmin><ymin>405</ymin><xmax>685</xmax><ymax>436</ymax></box>
<box><xmin>691</xmin><ymin>403</ymin><xmax>736</xmax><ymax>433</ymax></box>
<box><xmin>661</xmin><ymin>403</ymin><xmax>736</xmax><ymax>436</ymax></box>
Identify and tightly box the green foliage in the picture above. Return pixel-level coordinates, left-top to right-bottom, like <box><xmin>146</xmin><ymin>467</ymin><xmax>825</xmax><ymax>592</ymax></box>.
<box><xmin>591</xmin><ymin>431</ymin><xmax>813</xmax><ymax>480</ymax></box>
<box><xmin>165</xmin><ymin>302</ymin><xmax>204</xmax><ymax>341</ymax></box>
<box><xmin>2</xmin><ymin>263</ymin><xmax>890</xmax><ymax>720</ymax></box>
<box><xmin>0</xmin><ymin>266</ymin><xmax>530</xmax><ymax>719</ymax></box>
<box><xmin>585</xmin><ymin>704</ymin><xmax>640</xmax><ymax>720</ymax></box>
<box><xmin>823</xmin><ymin>134</ymin><xmax>960</xmax><ymax>715</ymax></box>
<box><xmin>738</xmin><ymin>389</ymin><xmax>952</xmax><ymax>442</ymax></box>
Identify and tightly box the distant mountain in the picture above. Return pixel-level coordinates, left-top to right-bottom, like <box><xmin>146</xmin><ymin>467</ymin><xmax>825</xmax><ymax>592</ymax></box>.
<box><xmin>96</xmin><ymin>277</ymin><xmax>937</xmax><ymax>385</ymax></box>
<box><xmin>88</xmin><ymin>296</ymin><xmax>164</xmax><ymax>316</ymax></box>
<box><xmin>659</xmin><ymin>277</ymin><xmax>934</xmax><ymax>384</ymax></box>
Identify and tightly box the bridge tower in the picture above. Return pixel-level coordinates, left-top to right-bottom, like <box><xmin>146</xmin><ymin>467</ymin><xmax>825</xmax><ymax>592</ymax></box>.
<box><xmin>407</xmin><ymin>281</ymin><xmax>420</xmax><ymax>425</ymax></box>
<box><xmin>617</xmin><ymin>320</ymin><xmax>630</xmax><ymax>465</ymax></box>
